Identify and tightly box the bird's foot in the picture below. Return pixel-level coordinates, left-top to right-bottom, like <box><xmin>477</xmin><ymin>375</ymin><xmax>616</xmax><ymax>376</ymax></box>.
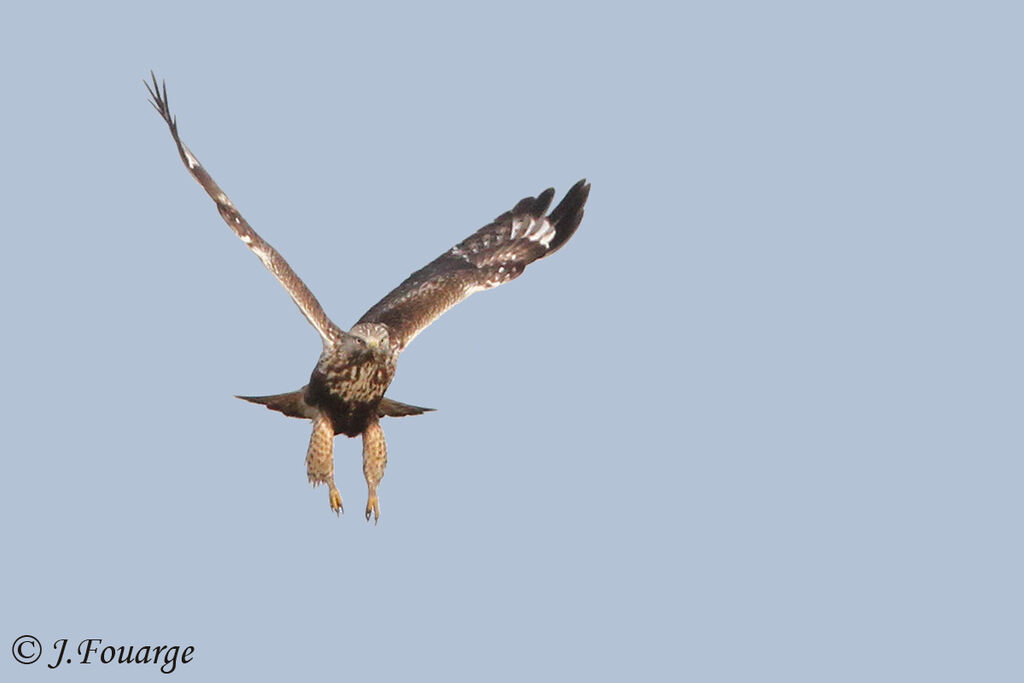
<box><xmin>329</xmin><ymin>485</ymin><xmax>344</xmax><ymax>517</ymax></box>
<box><xmin>365</xmin><ymin>492</ymin><xmax>380</xmax><ymax>525</ymax></box>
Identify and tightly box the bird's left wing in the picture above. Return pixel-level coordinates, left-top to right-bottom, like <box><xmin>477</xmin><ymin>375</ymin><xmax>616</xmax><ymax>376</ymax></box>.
<box><xmin>356</xmin><ymin>179</ymin><xmax>590</xmax><ymax>351</ymax></box>
<box><xmin>145</xmin><ymin>73</ymin><xmax>343</xmax><ymax>349</ymax></box>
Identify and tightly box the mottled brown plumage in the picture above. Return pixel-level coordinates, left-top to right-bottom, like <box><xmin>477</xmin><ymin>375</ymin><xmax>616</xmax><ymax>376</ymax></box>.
<box><xmin>146</xmin><ymin>74</ymin><xmax>590</xmax><ymax>522</ymax></box>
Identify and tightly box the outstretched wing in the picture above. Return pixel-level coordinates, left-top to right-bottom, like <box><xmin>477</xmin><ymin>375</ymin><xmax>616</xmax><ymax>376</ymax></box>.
<box><xmin>356</xmin><ymin>179</ymin><xmax>590</xmax><ymax>351</ymax></box>
<box><xmin>145</xmin><ymin>73</ymin><xmax>343</xmax><ymax>348</ymax></box>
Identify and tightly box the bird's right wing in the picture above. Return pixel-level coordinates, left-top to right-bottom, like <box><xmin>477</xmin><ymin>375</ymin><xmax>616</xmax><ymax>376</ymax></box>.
<box><xmin>145</xmin><ymin>73</ymin><xmax>343</xmax><ymax>349</ymax></box>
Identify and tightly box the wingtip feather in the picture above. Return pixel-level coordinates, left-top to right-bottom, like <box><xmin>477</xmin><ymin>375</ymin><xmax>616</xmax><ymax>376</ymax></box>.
<box><xmin>545</xmin><ymin>179</ymin><xmax>590</xmax><ymax>254</ymax></box>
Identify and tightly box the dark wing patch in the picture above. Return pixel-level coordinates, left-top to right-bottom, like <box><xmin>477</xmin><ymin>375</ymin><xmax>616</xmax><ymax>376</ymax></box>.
<box><xmin>377</xmin><ymin>397</ymin><xmax>435</xmax><ymax>418</ymax></box>
<box><xmin>236</xmin><ymin>388</ymin><xmax>317</xmax><ymax>419</ymax></box>
<box><xmin>356</xmin><ymin>179</ymin><xmax>591</xmax><ymax>350</ymax></box>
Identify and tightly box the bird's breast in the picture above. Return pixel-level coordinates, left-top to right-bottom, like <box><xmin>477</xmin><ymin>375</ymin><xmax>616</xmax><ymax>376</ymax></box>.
<box><xmin>306</xmin><ymin>355</ymin><xmax>397</xmax><ymax>436</ymax></box>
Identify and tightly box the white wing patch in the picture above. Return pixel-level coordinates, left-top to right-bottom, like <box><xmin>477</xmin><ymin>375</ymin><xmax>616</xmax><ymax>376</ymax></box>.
<box><xmin>453</xmin><ymin>216</ymin><xmax>556</xmax><ymax>262</ymax></box>
<box><xmin>182</xmin><ymin>144</ymin><xmax>200</xmax><ymax>170</ymax></box>
<box><xmin>512</xmin><ymin>217</ymin><xmax>555</xmax><ymax>247</ymax></box>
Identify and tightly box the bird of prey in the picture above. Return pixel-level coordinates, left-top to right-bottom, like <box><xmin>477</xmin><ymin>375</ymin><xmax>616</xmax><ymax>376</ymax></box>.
<box><xmin>145</xmin><ymin>74</ymin><xmax>590</xmax><ymax>523</ymax></box>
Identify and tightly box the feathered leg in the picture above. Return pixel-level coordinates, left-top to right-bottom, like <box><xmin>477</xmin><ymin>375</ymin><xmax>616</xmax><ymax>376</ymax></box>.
<box><xmin>362</xmin><ymin>418</ymin><xmax>388</xmax><ymax>524</ymax></box>
<box><xmin>306</xmin><ymin>411</ymin><xmax>343</xmax><ymax>515</ymax></box>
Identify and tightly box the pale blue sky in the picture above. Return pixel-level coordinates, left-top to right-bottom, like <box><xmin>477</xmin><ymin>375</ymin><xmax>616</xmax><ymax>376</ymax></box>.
<box><xmin>2</xmin><ymin>1</ymin><xmax>1021</xmax><ymax>681</ymax></box>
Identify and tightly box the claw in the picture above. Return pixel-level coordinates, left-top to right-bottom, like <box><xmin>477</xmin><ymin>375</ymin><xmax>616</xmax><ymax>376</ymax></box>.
<box><xmin>365</xmin><ymin>493</ymin><xmax>379</xmax><ymax>524</ymax></box>
<box><xmin>330</xmin><ymin>488</ymin><xmax>344</xmax><ymax>516</ymax></box>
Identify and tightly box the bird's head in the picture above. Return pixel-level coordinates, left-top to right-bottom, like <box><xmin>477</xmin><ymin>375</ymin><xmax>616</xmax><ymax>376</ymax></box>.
<box><xmin>341</xmin><ymin>323</ymin><xmax>396</xmax><ymax>364</ymax></box>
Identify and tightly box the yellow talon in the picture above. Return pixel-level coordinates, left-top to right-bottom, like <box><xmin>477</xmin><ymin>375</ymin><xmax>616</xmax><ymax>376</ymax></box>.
<box><xmin>365</xmin><ymin>494</ymin><xmax>380</xmax><ymax>524</ymax></box>
<box><xmin>329</xmin><ymin>488</ymin><xmax>344</xmax><ymax>516</ymax></box>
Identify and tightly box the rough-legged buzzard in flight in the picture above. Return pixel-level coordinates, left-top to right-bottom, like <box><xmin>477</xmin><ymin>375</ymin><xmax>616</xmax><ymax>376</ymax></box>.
<box><xmin>146</xmin><ymin>74</ymin><xmax>590</xmax><ymax>522</ymax></box>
